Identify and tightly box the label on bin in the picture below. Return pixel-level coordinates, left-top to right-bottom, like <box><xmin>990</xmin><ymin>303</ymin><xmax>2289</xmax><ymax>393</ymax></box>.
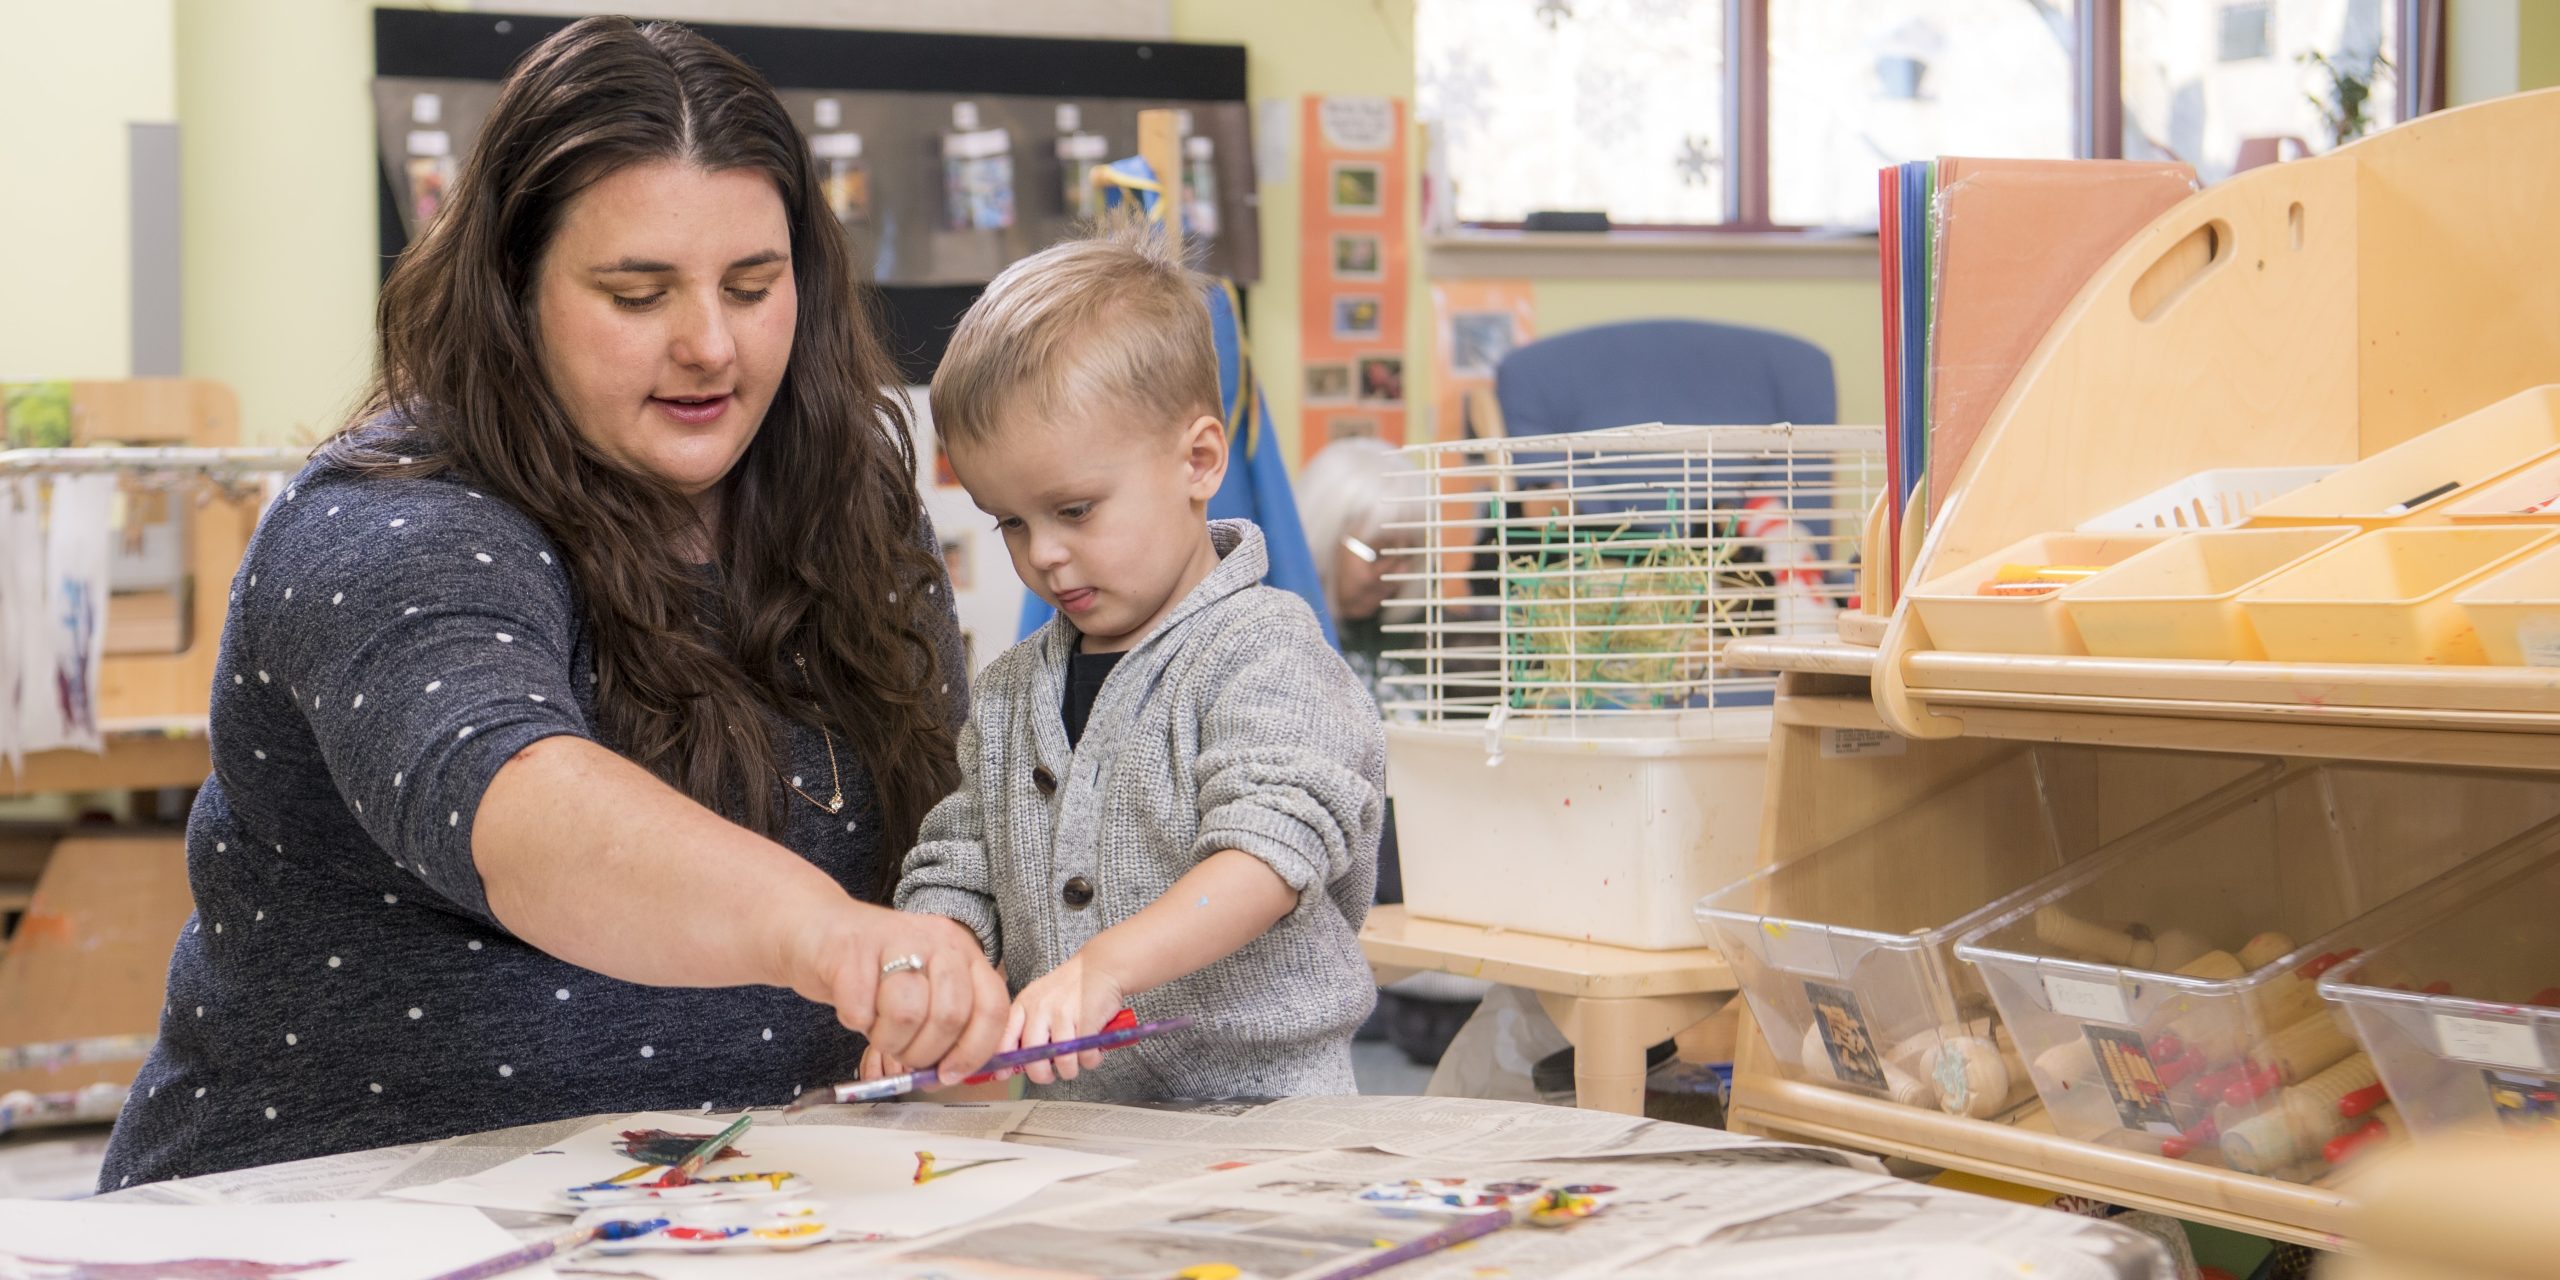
<box><xmin>1760</xmin><ymin>921</ymin><xmax>1841</xmax><ymax>978</ymax></box>
<box><xmin>1804</xmin><ymin>980</ymin><xmax>1889</xmax><ymax>1093</ymax></box>
<box><xmin>2042</xmin><ymin>972</ymin><xmax>2133</xmax><ymax>1026</ymax></box>
<box><xmin>2481</xmin><ymin>1068</ymin><xmax>2560</xmax><ymax>1129</ymax></box>
<box><xmin>2435</xmin><ymin>1013</ymin><xmax>2549</xmax><ymax>1072</ymax></box>
<box><xmin>1821</xmin><ymin>728</ymin><xmax>1907</xmax><ymax>759</ymax></box>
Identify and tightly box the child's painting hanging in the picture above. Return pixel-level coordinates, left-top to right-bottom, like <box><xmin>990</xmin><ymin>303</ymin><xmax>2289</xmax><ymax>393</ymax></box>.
<box><xmin>1297</xmin><ymin>95</ymin><xmax>1410</xmax><ymax>460</ymax></box>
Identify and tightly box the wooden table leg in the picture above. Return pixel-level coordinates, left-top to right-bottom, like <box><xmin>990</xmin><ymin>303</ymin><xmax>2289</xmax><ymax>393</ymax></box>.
<box><xmin>1536</xmin><ymin>990</ymin><xmax>1728</xmax><ymax>1115</ymax></box>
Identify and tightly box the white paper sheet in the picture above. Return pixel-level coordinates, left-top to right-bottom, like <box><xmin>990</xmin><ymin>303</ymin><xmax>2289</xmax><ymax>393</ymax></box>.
<box><xmin>387</xmin><ymin>1111</ymin><xmax>1127</xmax><ymax>1241</ymax></box>
<box><xmin>0</xmin><ymin>1200</ymin><xmax>533</xmax><ymax>1280</ymax></box>
<box><xmin>0</xmin><ymin>478</ymin><xmax>48</xmax><ymax>770</ymax></box>
<box><xmin>28</xmin><ymin>473</ymin><xmax>112</xmax><ymax>753</ymax></box>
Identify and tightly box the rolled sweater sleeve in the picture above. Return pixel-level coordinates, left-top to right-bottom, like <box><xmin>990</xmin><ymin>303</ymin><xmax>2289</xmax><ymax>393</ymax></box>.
<box><xmin>1190</xmin><ymin>614</ymin><xmax>1387</xmax><ymax>896</ymax></box>
<box><xmin>258</xmin><ymin>476</ymin><xmax>591</xmax><ymax>926</ymax></box>
<box><xmin>896</xmin><ymin>713</ymin><xmax>1002</xmax><ymax>958</ymax></box>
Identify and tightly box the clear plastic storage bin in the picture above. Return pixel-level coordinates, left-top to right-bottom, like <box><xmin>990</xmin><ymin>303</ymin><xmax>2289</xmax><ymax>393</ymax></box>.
<box><xmin>1958</xmin><ymin>763</ymin><xmax>2560</xmax><ymax>1182</ymax></box>
<box><xmin>2320</xmin><ymin>843</ymin><xmax>2560</xmax><ymax>1145</ymax></box>
<box><xmin>1699</xmin><ymin>743</ymin><xmax>2268</xmax><ymax>1118</ymax></box>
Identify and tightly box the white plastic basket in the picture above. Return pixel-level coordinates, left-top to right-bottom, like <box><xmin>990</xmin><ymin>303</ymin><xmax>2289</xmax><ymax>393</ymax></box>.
<box><xmin>1388</xmin><ymin>717</ymin><xmax>1769</xmax><ymax>950</ymax></box>
<box><xmin>2075</xmin><ymin>465</ymin><xmax>2343</xmax><ymax>533</ymax></box>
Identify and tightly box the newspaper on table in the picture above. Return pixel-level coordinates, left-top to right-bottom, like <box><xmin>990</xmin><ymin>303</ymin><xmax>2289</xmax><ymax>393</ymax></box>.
<box><xmin>1017</xmin><ymin>1094</ymin><xmax>1876</xmax><ymax>1167</ymax></box>
<box><xmin>92</xmin><ymin>1098</ymin><xmax>2167</xmax><ymax>1280</ymax></box>
<box><xmin>862</xmin><ymin>1145</ymin><xmax>1900</xmax><ymax>1280</ymax></box>
<box><xmin>1606</xmin><ymin>1182</ymin><xmax>2181</xmax><ymax>1280</ymax></box>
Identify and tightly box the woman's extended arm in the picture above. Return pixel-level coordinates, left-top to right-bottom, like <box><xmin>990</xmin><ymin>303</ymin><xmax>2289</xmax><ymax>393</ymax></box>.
<box><xmin>473</xmin><ymin>735</ymin><xmax>1006</xmax><ymax>1075</ymax></box>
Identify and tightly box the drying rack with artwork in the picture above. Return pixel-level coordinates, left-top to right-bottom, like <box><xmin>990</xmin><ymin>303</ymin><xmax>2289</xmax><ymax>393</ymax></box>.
<box><xmin>0</xmin><ymin>380</ymin><xmax>303</xmax><ymax>1119</ymax></box>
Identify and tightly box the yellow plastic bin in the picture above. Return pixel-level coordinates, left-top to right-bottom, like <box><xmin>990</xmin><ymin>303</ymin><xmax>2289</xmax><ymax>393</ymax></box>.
<box><xmin>2060</xmin><ymin>526</ymin><xmax>2359</xmax><ymax>661</ymax></box>
<box><xmin>1907</xmin><ymin>531</ymin><xmax>2171</xmax><ymax>656</ymax></box>
<box><xmin>2247</xmin><ymin>385</ymin><xmax>2560</xmax><ymax>528</ymax></box>
<box><xmin>2235</xmin><ymin>527</ymin><xmax>2556</xmax><ymax>664</ymax></box>
<box><xmin>2454</xmin><ymin>543</ymin><xmax>2560</xmax><ymax>667</ymax></box>
<box><xmin>2446</xmin><ymin>453</ymin><xmax>2560</xmax><ymax>524</ymax></box>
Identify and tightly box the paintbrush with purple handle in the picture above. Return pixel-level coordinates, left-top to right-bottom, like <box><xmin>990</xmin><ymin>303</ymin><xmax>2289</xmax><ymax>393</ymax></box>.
<box><xmin>1313</xmin><ymin>1208</ymin><xmax>1516</xmax><ymax>1280</ymax></box>
<box><xmin>790</xmin><ymin>1011</ymin><xmax>1193</xmax><ymax>1109</ymax></box>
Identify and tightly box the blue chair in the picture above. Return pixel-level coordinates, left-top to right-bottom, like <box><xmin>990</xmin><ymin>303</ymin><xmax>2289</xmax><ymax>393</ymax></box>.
<box><xmin>1482</xmin><ymin>318</ymin><xmax>1836</xmax><ymax>438</ymax></box>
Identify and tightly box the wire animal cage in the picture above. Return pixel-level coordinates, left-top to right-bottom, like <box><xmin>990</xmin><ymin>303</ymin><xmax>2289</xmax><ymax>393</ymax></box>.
<box><xmin>1376</xmin><ymin>422</ymin><xmax>1883</xmax><ymax>742</ymax></box>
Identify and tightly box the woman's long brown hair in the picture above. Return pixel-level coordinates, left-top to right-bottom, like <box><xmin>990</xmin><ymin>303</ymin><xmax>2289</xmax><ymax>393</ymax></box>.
<box><xmin>325</xmin><ymin>16</ymin><xmax>957</xmax><ymax>900</ymax></box>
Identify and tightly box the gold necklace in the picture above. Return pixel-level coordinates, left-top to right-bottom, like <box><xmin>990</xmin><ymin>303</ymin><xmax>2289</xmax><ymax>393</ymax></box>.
<box><xmin>784</xmin><ymin>652</ymin><xmax>845</xmax><ymax>815</ymax></box>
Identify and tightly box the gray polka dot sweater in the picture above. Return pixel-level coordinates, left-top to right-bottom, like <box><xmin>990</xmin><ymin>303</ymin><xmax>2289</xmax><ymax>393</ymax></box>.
<box><xmin>99</xmin><ymin>462</ymin><xmax>964</xmax><ymax>1188</ymax></box>
<box><xmin>897</xmin><ymin>520</ymin><xmax>1384</xmax><ymax>1100</ymax></box>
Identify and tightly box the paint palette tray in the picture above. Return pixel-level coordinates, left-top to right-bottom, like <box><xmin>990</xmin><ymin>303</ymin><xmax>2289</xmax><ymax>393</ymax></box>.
<box><xmin>1698</xmin><ymin>743</ymin><xmax>2267</xmax><ymax>1118</ymax></box>
<box><xmin>1957</xmin><ymin>762</ymin><xmax>2560</xmax><ymax>1182</ymax></box>
<box><xmin>2319</xmin><ymin>843</ymin><xmax>2560</xmax><ymax>1144</ymax></box>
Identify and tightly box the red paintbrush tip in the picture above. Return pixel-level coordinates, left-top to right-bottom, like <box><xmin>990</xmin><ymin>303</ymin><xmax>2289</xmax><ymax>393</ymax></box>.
<box><xmin>1104</xmin><ymin>1008</ymin><xmax>1139</xmax><ymax>1033</ymax></box>
<box><xmin>2338</xmin><ymin>1083</ymin><xmax>2390</xmax><ymax>1118</ymax></box>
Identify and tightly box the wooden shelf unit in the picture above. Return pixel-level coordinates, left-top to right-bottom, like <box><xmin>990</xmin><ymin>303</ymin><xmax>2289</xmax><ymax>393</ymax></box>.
<box><xmin>1719</xmin><ymin>89</ymin><xmax>2560</xmax><ymax>1248</ymax></box>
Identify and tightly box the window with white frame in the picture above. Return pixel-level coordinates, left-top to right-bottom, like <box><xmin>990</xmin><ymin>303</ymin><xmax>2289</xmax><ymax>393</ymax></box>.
<box><xmin>1417</xmin><ymin>0</ymin><xmax>2417</xmax><ymax>232</ymax></box>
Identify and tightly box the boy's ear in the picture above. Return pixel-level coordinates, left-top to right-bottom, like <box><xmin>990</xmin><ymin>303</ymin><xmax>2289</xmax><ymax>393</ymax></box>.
<box><xmin>1181</xmin><ymin>414</ymin><xmax>1230</xmax><ymax>500</ymax></box>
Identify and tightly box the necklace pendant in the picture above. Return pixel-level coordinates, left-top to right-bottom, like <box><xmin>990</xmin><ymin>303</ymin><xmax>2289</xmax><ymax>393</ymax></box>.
<box><xmin>826</xmin><ymin>795</ymin><xmax>845</xmax><ymax>814</ymax></box>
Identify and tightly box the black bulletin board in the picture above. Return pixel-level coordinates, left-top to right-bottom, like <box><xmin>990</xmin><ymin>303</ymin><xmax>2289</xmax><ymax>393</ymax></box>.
<box><xmin>372</xmin><ymin>8</ymin><xmax>1254</xmax><ymax>383</ymax></box>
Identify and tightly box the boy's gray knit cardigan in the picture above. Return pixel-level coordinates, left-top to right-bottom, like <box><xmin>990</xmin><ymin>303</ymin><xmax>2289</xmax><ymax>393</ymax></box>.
<box><xmin>898</xmin><ymin>519</ymin><xmax>1384</xmax><ymax>1099</ymax></box>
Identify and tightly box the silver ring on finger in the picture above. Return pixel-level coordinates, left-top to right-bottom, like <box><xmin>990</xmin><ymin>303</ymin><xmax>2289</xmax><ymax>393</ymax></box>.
<box><xmin>881</xmin><ymin>952</ymin><xmax>927</xmax><ymax>978</ymax></box>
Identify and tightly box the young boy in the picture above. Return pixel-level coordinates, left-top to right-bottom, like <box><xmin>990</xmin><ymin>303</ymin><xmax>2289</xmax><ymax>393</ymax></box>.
<box><xmin>884</xmin><ymin>221</ymin><xmax>1386</xmax><ymax>1100</ymax></box>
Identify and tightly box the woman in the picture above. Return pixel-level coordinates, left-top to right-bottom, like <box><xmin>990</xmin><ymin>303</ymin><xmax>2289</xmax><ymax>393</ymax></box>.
<box><xmin>101</xmin><ymin>17</ymin><xmax>1006</xmax><ymax>1187</ymax></box>
<box><xmin>1295</xmin><ymin>437</ymin><xmax>1424</xmax><ymax>712</ymax></box>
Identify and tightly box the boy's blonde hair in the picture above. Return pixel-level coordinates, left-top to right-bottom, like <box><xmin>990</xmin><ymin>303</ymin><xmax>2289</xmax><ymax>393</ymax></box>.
<box><xmin>931</xmin><ymin>217</ymin><xmax>1221</xmax><ymax>450</ymax></box>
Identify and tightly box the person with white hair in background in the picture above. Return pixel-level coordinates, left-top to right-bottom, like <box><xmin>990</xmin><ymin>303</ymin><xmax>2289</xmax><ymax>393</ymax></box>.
<box><xmin>1294</xmin><ymin>438</ymin><xmax>1487</xmax><ymax>1066</ymax></box>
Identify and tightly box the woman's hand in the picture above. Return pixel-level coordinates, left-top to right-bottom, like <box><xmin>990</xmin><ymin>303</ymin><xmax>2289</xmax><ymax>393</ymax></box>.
<box><xmin>858</xmin><ymin>1042</ymin><xmax>905</xmax><ymax>1082</ymax></box>
<box><xmin>1003</xmin><ymin>954</ymin><xmax>1127</xmax><ymax>1085</ymax></box>
<box><xmin>783</xmin><ymin>904</ymin><xmax>1007</xmax><ymax>1079</ymax></box>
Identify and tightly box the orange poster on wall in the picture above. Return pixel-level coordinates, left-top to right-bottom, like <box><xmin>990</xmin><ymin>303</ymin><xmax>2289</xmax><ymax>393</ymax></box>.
<box><xmin>1429</xmin><ymin>279</ymin><xmax>1534</xmax><ymax>444</ymax></box>
<box><xmin>1298</xmin><ymin>95</ymin><xmax>1408</xmax><ymax>462</ymax></box>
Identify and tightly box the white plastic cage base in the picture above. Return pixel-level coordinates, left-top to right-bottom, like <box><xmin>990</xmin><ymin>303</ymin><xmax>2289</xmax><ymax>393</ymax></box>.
<box><xmin>1386</xmin><ymin>716</ymin><xmax>1771</xmax><ymax>951</ymax></box>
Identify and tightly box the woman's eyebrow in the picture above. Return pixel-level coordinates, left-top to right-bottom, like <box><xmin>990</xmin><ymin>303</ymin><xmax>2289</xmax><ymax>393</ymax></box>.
<box><xmin>588</xmin><ymin>250</ymin><xmax>784</xmax><ymax>274</ymax></box>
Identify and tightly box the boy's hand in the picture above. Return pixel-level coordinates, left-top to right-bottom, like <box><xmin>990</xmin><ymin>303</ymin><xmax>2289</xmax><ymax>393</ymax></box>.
<box><xmin>1005</xmin><ymin>955</ymin><xmax>1128</xmax><ymax>1085</ymax></box>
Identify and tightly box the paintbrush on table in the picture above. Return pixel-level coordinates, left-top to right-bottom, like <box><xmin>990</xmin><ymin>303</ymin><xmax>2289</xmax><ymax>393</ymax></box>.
<box><xmin>421</xmin><ymin>1219</ymin><xmax>666</xmax><ymax>1280</ymax></box>
<box><xmin>653</xmin><ymin>1111</ymin><xmax>751</xmax><ymax>1187</ymax></box>
<box><xmin>1312</xmin><ymin>1209</ymin><xmax>1516</xmax><ymax>1280</ymax></box>
<box><xmin>790</xmin><ymin>1010</ymin><xmax>1193</xmax><ymax>1110</ymax></box>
